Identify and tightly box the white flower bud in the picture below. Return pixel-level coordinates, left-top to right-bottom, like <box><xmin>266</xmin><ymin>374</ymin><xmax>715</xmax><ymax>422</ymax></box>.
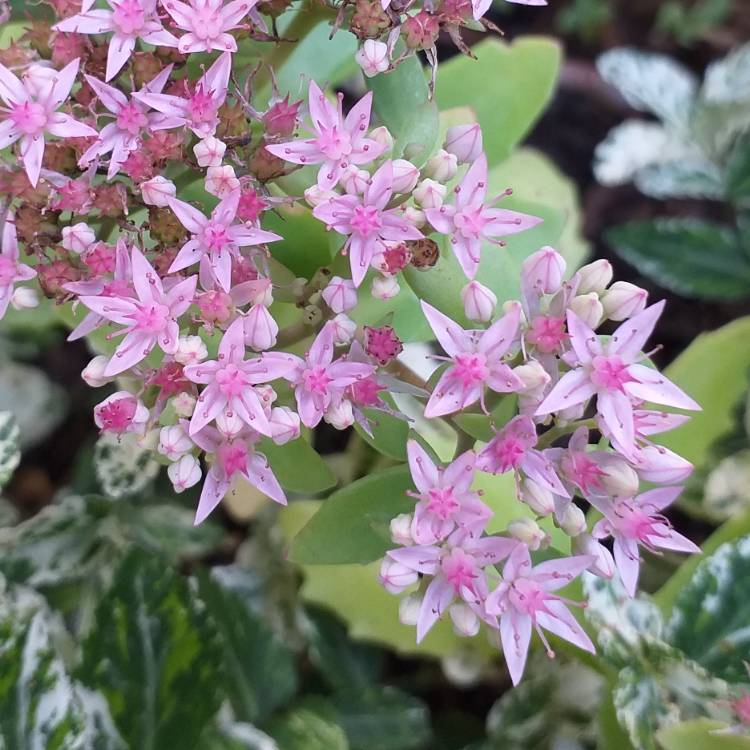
<box><xmin>325</xmin><ymin>399</ymin><xmax>354</xmax><ymax>430</ymax></box>
<box><xmin>576</xmin><ymin>259</ymin><xmax>613</xmax><ymax>295</ymax></box>
<box><xmin>391</xmin><ymin>159</ymin><xmax>420</xmax><ymax>194</ymax></box>
<box><xmin>172</xmin><ymin>392</ymin><xmax>197</xmax><ymax>418</ymax></box>
<box><xmin>304</xmin><ymin>185</ymin><xmax>338</xmax><ymax>207</ymax></box>
<box><xmin>23</xmin><ymin>64</ymin><xmax>56</xmax><ymax>98</ymax></box>
<box><xmin>399</xmin><ymin>593</ymin><xmax>422</xmax><ymax>625</ymax></box>
<box><xmin>193</xmin><ymin>135</ymin><xmax>226</xmax><ymax>167</ymax></box>
<box><xmin>521</xmin><ymin>246</ymin><xmax>566</xmax><ymax>295</ymax></box>
<box><xmin>339</xmin><ymin>164</ymin><xmax>370</xmax><ymax>195</ymax></box>
<box><xmin>507</xmin><ymin>517</ymin><xmax>548</xmax><ymax>551</ymax></box>
<box><xmin>355</xmin><ymin>39</ymin><xmax>390</xmax><ymax>77</ymax></box>
<box><xmin>62</xmin><ymin>222</ymin><xmax>95</xmax><ymax>254</ymax></box>
<box><xmin>322</xmin><ymin>276</ymin><xmax>358</xmax><ymax>313</ymax></box>
<box><xmin>216</xmin><ymin>409</ymin><xmax>244</xmax><ymax>438</ymax></box>
<box><xmin>450</xmin><ymin>603</ymin><xmax>480</xmax><ymax>637</ymax></box>
<box><xmin>205</xmin><ymin>165</ymin><xmax>240</xmax><ymax>198</ymax></box>
<box><xmin>390</xmin><ymin>513</ymin><xmax>414</xmax><ymax>545</ymax></box>
<box><xmin>371</xmin><ymin>275</ymin><xmax>400</xmax><ymax>300</ymax></box>
<box><xmin>255</xmin><ymin>383</ymin><xmax>277</xmax><ymax>407</ymax></box>
<box><xmin>600</xmin><ymin>281</ymin><xmax>648</xmax><ymax>321</ymax></box>
<box><xmin>413</xmin><ymin>178</ymin><xmax>446</xmax><ymax>209</ymax></box>
<box><xmin>81</xmin><ymin>355</ymin><xmax>112</xmax><ymax>387</ymax></box>
<box><xmin>369</xmin><ymin>125</ymin><xmax>394</xmax><ymax>152</ymax></box>
<box><xmin>269</xmin><ymin>406</ymin><xmax>300</xmax><ymax>445</ymax></box>
<box><xmin>10</xmin><ymin>287</ymin><xmax>38</xmax><ymax>311</ymax></box>
<box><xmin>520</xmin><ymin>478</ymin><xmax>555</xmax><ymax>516</ymax></box>
<box><xmin>400</xmin><ymin>206</ymin><xmax>426</xmax><ymax>229</ymax></box>
<box><xmin>461</xmin><ymin>280</ymin><xmax>497</xmax><ymax>322</ymax></box>
<box><xmin>424</xmin><ymin>149</ymin><xmax>458</xmax><ymax>183</ymax></box>
<box><xmin>174</xmin><ymin>335</ymin><xmax>208</xmax><ymax>366</ymax></box>
<box><xmin>444</xmin><ymin>123</ymin><xmax>483</xmax><ymax>164</ymax></box>
<box><xmin>168</xmin><ymin>454</ymin><xmax>201</xmax><ymax>493</ymax></box>
<box><xmin>331</xmin><ymin>313</ymin><xmax>357</xmax><ymax>345</ymax></box>
<box><xmin>140</xmin><ymin>176</ymin><xmax>176</xmax><ymax>207</ymax></box>
<box><xmin>513</xmin><ymin>360</ymin><xmax>550</xmax><ymax>392</ymax></box>
<box><xmin>158</xmin><ymin>424</ymin><xmax>193</xmax><ymax>460</ymax></box>
<box><xmin>569</xmin><ymin>293</ymin><xmax>604</xmax><ymax>329</ymax></box>
<box><xmin>559</xmin><ymin>503</ymin><xmax>587</xmax><ymax>536</ymax></box>
<box><xmin>244</xmin><ymin>304</ymin><xmax>278</xmax><ymax>351</ymax></box>
<box><xmin>598</xmin><ymin>455</ymin><xmax>640</xmax><ymax>497</ymax></box>
<box><xmin>573</xmin><ymin>533</ymin><xmax>615</xmax><ymax>578</ymax></box>
<box><xmin>380</xmin><ymin>558</ymin><xmax>418</xmax><ymax>594</ymax></box>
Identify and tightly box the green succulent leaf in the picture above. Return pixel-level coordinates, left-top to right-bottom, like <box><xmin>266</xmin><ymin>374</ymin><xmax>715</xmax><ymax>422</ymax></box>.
<box><xmin>259</xmin><ymin>438</ymin><xmax>337</xmax><ymax>494</ymax></box>
<box><xmin>657</xmin><ymin>718</ymin><xmax>750</xmax><ymax>750</ymax></box>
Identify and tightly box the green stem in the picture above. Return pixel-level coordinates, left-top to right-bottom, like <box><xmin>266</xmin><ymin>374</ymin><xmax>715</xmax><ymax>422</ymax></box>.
<box><xmin>535</xmin><ymin>418</ymin><xmax>598</xmax><ymax>449</ymax></box>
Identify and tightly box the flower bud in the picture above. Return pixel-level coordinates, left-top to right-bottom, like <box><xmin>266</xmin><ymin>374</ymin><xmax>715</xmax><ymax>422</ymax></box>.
<box><xmin>399</xmin><ymin>593</ymin><xmax>422</xmax><ymax>625</ymax></box>
<box><xmin>400</xmin><ymin>206</ymin><xmax>426</xmax><ymax>229</ymax></box>
<box><xmin>174</xmin><ymin>335</ymin><xmax>208</xmax><ymax>366</ymax></box>
<box><xmin>255</xmin><ymin>383</ymin><xmax>277</xmax><ymax>408</ymax></box>
<box><xmin>390</xmin><ymin>513</ymin><xmax>414</xmax><ymax>545</ymax></box>
<box><xmin>355</xmin><ymin>39</ymin><xmax>390</xmax><ymax>77</ymax></box>
<box><xmin>10</xmin><ymin>287</ymin><xmax>38</xmax><ymax>311</ymax></box>
<box><xmin>158</xmin><ymin>424</ymin><xmax>193</xmax><ymax>461</ymax></box>
<box><xmin>600</xmin><ymin>281</ymin><xmax>648</xmax><ymax>322</ymax></box>
<box><xmin>521</xmin><ymin>246</ymin><xmax>566</xmax><ymax>295</ymax></box>
<box><xmin>205</xmin><ymin>165</ymin><xmax>240</xmax><ymax>198</ymax></box>
<box><xmin>138</xmin><ymin>427</ymin><xmax>160</xmax><ymax>451</ymax></box>
<box><xmin>168</xmin><ymin>454</ymin><xmax>201</xmax><ymax>493</ymax></box>
<box><xmin>369</xmin><ymin>125</ymin><xmax>394</xmax><ymax>152</ymax></box>
<box><xmin>216</xmin><ymin>409</ymin><xmax>244</xmax><ymax>438</ymax></box>
<box><xmin>172</xmin><ymin>392</ymin><xmax>196</xmax><ymax>418</ymax></box>
<box><xmin>461</xmin><ymin>280</ymin><xmax>497</xmax><ymax>322</ymax></box>
<box><xmin>371</xmin><ymin>275</ymin><xmax>400</xmax><ymax>300</ymax></box>
<box><xmin>140</xmin><ymin>176</ymin><xmax>176</xmax><ymax>207</ymax></box>
<box><xmin>576</xmin><ymin>258</ymin><xmax>612</xmax><ymax>295</ymax></box>
<box><xmin>23</xmin><ymin>65</ymin><xmax>56</xmax><ymax>98</ymax></box>
<box><xmin>82</xmin><ymin>355</ymin><xmax>112</xmax><ymax>387</ymax></box>
<box><xmin>325</xmin><ymin>399</ymin><xmax>354</xmax><ymax>430</ymax></box>
<box><xmin>331</xmin><ymin>313</ymin><xmax>357</xmax><ymax>345</ymax></box>
<box><xmin>193</xmin><ymin>136</ymin><xmax>226</xmax><ymax>167</ymax></box>
<box><xmin>269</xmin><ymin>406</ymin><xmax>300</xmax><ymax>445</ymax></box>
<box><xmin>598</xmin><ymin>456</ymin><xmax>640</xmax><ymax>497</ymax></box>
<box><xmin>507</xmin><ymin>517</ymin><xmax>548</xmax><ymax>551</ymax></box>
<box><xmin>339</xmin><ymin>164</ymin><xmax>370</xmax><ymax>195</ymax></box>
<box><xmin>513</xmin><ymin>360</ymin><xmax>550</xmax><ymax>392</ymax></box>
<box><xmin>569</xmin><ymin>293</ymin><xmax>604</xmax><ymax>329</ymax></box>
<box><xmin>559</xmin><ymin>503</ymin><xmax>587</xmax><ymax>536</ymax></box>
<box><xmin>304</xmin><ymin>185</ymin><xmax>338</xmax><ymax>207</ymax></box>
<box><xmin>450</xmin><ymin>603</ymin><xmax>480</xmax><ymax>637</ymax></box>
<box><xmin>413</xmin><ymin>178</ymin><xmax>446</xmax><ymax>209</ymax></box>
<box><xmin>573</xmin><ymin>533</ymin><xmax>615</xmax><ymax>579</ymax></box>
<box><xmin>391</xmin><ymin>159</ymin><xmax>420</xmax><ymax>194</ymax></box>
<box><xmin>244</xmin><ymin>304</ymin><xmax>278</xmax><ymax>351</ymax></box>
<box><xmin>322</xmin><ymin>276</ymin><xmax>357</xmax><ymax>313</ymax></box>
<box><xmin>444</xmin><ymin>123</ymin><xmax>483</xmax><ymax>164</ymax></box>
<box><xmin>61</xmin><ymin>222</ymin><xmax>95</xmax><ymax>254</ymax></box>
<box><xmin>520</xmin><ymin>478</ymin><xmax>555</xmax><ymax>516</ymax></box>
<box><xmin>424</xmin><ymin>149</ymin><xmax>458</xmax><ymax>183</ymax></box>
<box><xmin>379</xmin><ymin>558</ymin><xmax>417</xmax><ymax>594</ymax></box>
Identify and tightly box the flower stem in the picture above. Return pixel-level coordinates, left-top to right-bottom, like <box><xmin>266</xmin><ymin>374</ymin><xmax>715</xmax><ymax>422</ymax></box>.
<box><xmin>536</xmin><ymin>418</ymin><xmax>598</xmax><ymax>449</ymax></box>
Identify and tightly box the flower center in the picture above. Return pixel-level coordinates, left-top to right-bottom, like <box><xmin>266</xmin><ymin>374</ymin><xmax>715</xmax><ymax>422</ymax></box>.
<box><xmin>451</xmin><ymin>351</ymin><xmax>488</xmax><ymax>390</ymax></box>
<box><xmin>562</xmin><ymin>452</ymin><xmax>604</xmax><ymax>494</ymax></box>
<box><xmin>202</xmin><ymin>221</ymin><xmax>232</xmax><ymax>253</ymax></box>
<box><xmin>190</xmin><ymin>5</ymin><xmax>226</xmax><ymax>40</ymax></box>
<box><xmin>527</xmin><ymin>315</ymin><xmax>567</xmax><ymax>354</ymax></box>
<box><xmin>489</xmin><ymin>436</ymin><xmax>526</xmax><ymax>472</ymax></box>
<box><xmin>217</xmin><ymin>440</ymin><xmax>248</xmax><ymax>477</ymax></box>
<box><xmin>426</xmin><ymin>487</ymin><xmax>461</xmax><ymax>521</ymax></box>
<box><xmin>116</xmin><ymin>101</ymin><xmax>148</xmax><ymax>136</ymax></box>
<box><xmin>302</xmin><ymin>365</ymin><xmax>331</xmax><ymax>395</ymax></box>
<box><xmin>453</xmin><ymin>207</ymin><xmax>486</xmax><ymax>239</ymax></box>
<box><xmin>111</xmin><ymin>0</ymin><xmax>147</xmax><ymax>35</ymax></box>
<box><xmin>349</xmin><ymin>204</ymin><xmax>382</xmax><ymax>237</ymax></box>
<box><xmin>508</xmin><ymin>577</ymin><xmax>546</xmax><ymax>616</ymax></box>
<box><xmin>132</xmin><ymin>301</ymin><xmax>170</xmax><ymax>333</ymax></box>
<box><xmin>98</xmin><ymin>396</ymin><xmax>137</xmax><ymax>433</ymax></box>
<box><xmin>317</xmin><ymin>125</ymin><xmax>352</xmax><ymax>161</ymax></box>
<box><xmin>216</xmin><ymin>363</ymin><xmax>247</xmax><ymax>398</ymax></box>
<box><xmin>590</xmin><ymin>355</ymin><xmax>635</xmax><ymax>392</ymax></box>
<box><xmin>441</xmin><ymin>548</ymin><xmax>477</xmax><ymax>593</ymax></box>
<box><xmin>9</xmin><ymin>101</ymin><xmax>48</xmax><ymax>136</ymax></box>
<box><xmin>349</xmin><ymin>375</ymin><xmax>383</xmax><ymax>406</ymax></box>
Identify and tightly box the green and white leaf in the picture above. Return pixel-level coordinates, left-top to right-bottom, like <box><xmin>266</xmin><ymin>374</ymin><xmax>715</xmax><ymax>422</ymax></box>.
<box><xmin>0</xmin><ymin>411</ymin><xmax>20</xmax><ymax>489</ymax></box>
<box><xmin>266</xmin><ymin>705</ymin><xmax>349</xmax><ymax>750</ymax></box>
<box><xmin>704</xmin><ymin>450</ymin><xmax>750</xmax><ymax>522</ymax></box>
<box><xmin>702</xmin><ymin>41</ymin><xmax>750</xmax><ymax>105</ymax></box>
<box><xmin>94</xmin><ymin>432</ymin><xmax>160</xmax><ymax>499</ymax></box>
<box><xmin>634</xmin><ymin>158</ymin><xmax>725</xmax><ymax>199</ymax></box>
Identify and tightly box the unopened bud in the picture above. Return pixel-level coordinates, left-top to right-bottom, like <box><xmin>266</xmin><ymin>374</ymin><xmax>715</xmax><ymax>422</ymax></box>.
<box><xmin>62</xmin><ymin>222</ymin><xmax>95</xmax><ymax>254</ymax></box>
<box><xmin>450</xmin><ymin>603</ymin><xmax>480</xmax><ymax>637</ymax></box>
<box><xmin>573</xmin><ymin>533</ymin><xmax>615</xmax><ymax>578</ymax></box>
<box><xmin>244</xmin><ymin>304</ymin><xmax>278</xmax><ymax>351</ymax></box>
<box><xmin>522</xmin><ymin>246</ymin><xmax>566</xmax><ymax>295</ymax></box>
<box><xmin>205</xmin><ymin>165</ymin><xmax>240</xmax><ymax>198</ymax></box>
<box><xmin>380</xmin><ymin>558</ymin><xmax>418</xmax><ymax>594</ymax></box>
<box><xmin>600</xmin><ymin>281</ymin><xmax>648</xmax><ymax>322</ymax></box>
<box><xmin>372</xmin><ymin>275</ymin><xmax>400</xmax><ymax>300</ymax></box>
<box><xmin>140</xmin><ymin>176</ymin><xmax>176</xmax><ymax>207</ymax></box>
<box><xmin>216</xmin><ymin>409</ymin><xmax>244</xmax><ymax>438</ymax></box>
<box><xmin>172</xmin><ymin>392</ymin><xmax>196</xmax><ymax>418</ymax></box>
<box><xmin>513</xmin><ymin>360</ymin><xmax>550</xmax><ymax>392</ymax></box>
<box><xmin>559</xmin><ymin>503</ymin><xmax>587</xmax><ymax>536</ymax></box>
<box><xmin>331</xmin><ymin>313</ymin><xmax>357</xmax><ymax>345</ymax></box>
<box><xmin>168</xmin><ymin>454</ymin><xmax>201</xmax><ymax>493</ymax></box>
<box><xmin>339</xmin><ymin>164</ymin><xmax>370</xmax><ymax>195</ymax></box>
<box><xmin>569</xmin><ymin>293</ymin><xmax>604</xmax><ymax>329</ymax></box>
<box><xmin>322</xmin><ymin>276</ymin><xmax>357</xmax><ymax>313</ymax></box>
<box><xmin>401</xmin><ymin>206</ymin><xmax>426</xmax><ymax>229</ymax></box>
<box><xmin>325</xmin><ymin>399</ymin><xmax>354</xmax><ymax>430</ymax></box>
<box><xmin>598</xmin><ymin>456</ymin><xmax>640</xmax><ymax>497</ymax></box>
<box><xmin>576</xmin><ymin>258</ymin><xmax>612</xmax><ymax>295</ymax></box>
<box><xmin>269</xmin><ymin>406</ymin><xmax>301</xmax><ymax>445</ymax></box>
<box><xmin>507</xmin><ymin>517</ymin><xmax>548</xmax><ymax>550</ymax></box>
<box><xmin>304</xmin><ymin>185</ymin><xmax>337</xmax><ymax>207</ymax></box>
<box><xmin>399</xmin><ymin>593</ymin><xmax>422</xmax><ymax>625</ymax></box>
<box><xmin>369</xmin><ymin>125</ymin><xmax>394</xmax><ymax>152</ymax></box>
<box><xmin>82</xmin><ymin>355</ymin><xmax>112</xmax><ymax>387</ymax></box>
<box><xmin>193</xmin><ymin>136</ymin><xmax>226</xmax><ymax>167</ymax></box>
<box><xmin>424</xmin><ymin>149</ymin><xmax>458</xmax><ymax>182</ymax></box>
<box><xmin>158</xmin><ymin>424</ymin><xmax>193</xmax><ymax>461</ymax></box>
<box><xmin>391</xmin><ymin>159</ymin><xmax>420</xmax><ymax>194</ymax></box>
<box><xmin>461</xmin><ymin>280</ymin><xmax>497</xmax><ymax>322</ymax></box>
<box><xmin>520</xmin><ymin>478</ymin><xmax>555</xmax><ymax>516</ymax></box>
<box><xmin>174</xmin><ymin>335</ymin><xmax>208</xmax><ymax>365</ymax></box>
<box><xmin>390</xmin><ymin>513</ymin><xmax>414</xmax><ymax>545</ymax></box>
<box><xmin>413</xmin><ymin>178</ymin><xmax>446</xmax><ymax>209</ymax></box>
<box><xmin>444</xmin><ymin>123</ymin><xmax>483</xmax><ymax>164</ymax></box>
<box><xmin>355</xmin><ymin>38</ymin><xmax>389</xmax><ymax>77</ymax></box>
<box><xmin>10</xmin><ymin>287</ymin><xmax>38</xmax><ymax>310</ymax></box>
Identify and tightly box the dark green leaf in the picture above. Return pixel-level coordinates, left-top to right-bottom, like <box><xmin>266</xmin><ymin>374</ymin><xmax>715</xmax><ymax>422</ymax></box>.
<box><xmin>354</xmin><ymin>396</ymin><xmax>410</xmax><ymax>462</ymax></box>
<box><xmin>606</xmin><ymin>218</ymin><xmax>750</xmax><ymax>300</ymax></box>
<box><xmin>727</xmin><ymin>135</ymin><xmax>750</xmax><ymax>205</ymax></box>
<box><xmin>266</xmin><ymin>705</ymin><xmax>349</xmax><ymax>750</ymax></box>
<box><xmin>290</xmin><ymin>465</ymin><xmax>413</xmax><ymax>564</ymax></box>
<box><xmin>260</xmin><ymin>438</ymin><xmax>337</xmax><ymax>494</ymax></box>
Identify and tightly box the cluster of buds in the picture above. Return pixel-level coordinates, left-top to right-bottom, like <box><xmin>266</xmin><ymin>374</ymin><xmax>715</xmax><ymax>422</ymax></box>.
<box><xmin>0</xmin><ymin>0</ymin><xmax>698</xmax><ymax>686</ymax></box>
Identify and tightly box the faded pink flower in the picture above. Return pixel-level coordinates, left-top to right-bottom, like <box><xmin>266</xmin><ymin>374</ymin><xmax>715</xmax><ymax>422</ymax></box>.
<box><xmin>0</xmin><ymin>212</ymin><xmax>36</xmax><ymax>320</ymax></box>
<box><xmin>94</xmin><ymin>390</ymin><xmax>149</xmax><ymax>434</ymax></box>
<box><xmin>425</xmin><ymin>154</ymin><xmax>541</xmax><ymax>279</ymax></box>
<box><xmin>421</xmin><ymin>300</ymin><xmax>524</xmax><ymax>417</ymax></box>
<box><xmin>53</xmin><ymin>0</ymin><xmax>177</xmax><ymax>81</ymax></box>
<box><xmin>266</xmin><ymin>81</ymin><xmax>387</xmax><ymax>190</ymax></box>
<box><xmin>0</xmin><ymin>59</ymin><xmax>98</xmax><ymax>186</ymax></box>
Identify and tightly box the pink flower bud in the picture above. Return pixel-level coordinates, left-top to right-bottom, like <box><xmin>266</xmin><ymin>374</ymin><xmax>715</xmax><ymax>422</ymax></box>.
<box><xmin>379</xmin><ymin>558</ymin><xmax>418</xmax><ymax>594</ymax></box>
<box><xmin>61</xmin><ymin>222</ymin><xmax>95</xmax><ymax>254</ymax></box>
<box><xmin>140</xmin><ymin>176</ymin><xmax>176</xmax><ymax>207</ymax></box>
<box><xmin>450</xmin><ymin>603</ymin><xmax>480</xmax><ymax>637</ymax></box>
<box><xmin>269</xmin><ymin>406</ymin><xmax>301</xmax><ymax>445</ymax></box>
<box><xmin>82</xmin><ymin>355</ymin><xmax>111</xmax><ymax>388</ymax></box>
<box><xmin>304</xmin><ymin>185</ymin><xmax>338</xmax><ymax>207</ymax></box>
<box><xmin>244</xmin><ymin>304</ymin><xmax>278</xmax><ymax>351</ymax></box>
<box><xmin>461</xmin><ymin>280</ymin><xmax>497</xmax><ymax>322</ymax></box>
<box><xmin>508</xmin><ymin>517</ymin><xmax>547</xmax><ymax>550</ymax></box>
<box><xmin>174</xmin><ymin>335</ymin><xmax>208</xmax><ymax>366</ymax></box>
<box><xmin>325</xmin><ymin>399</ymin><xmax>354</xmax><ymax>430</ymax></box>
<box><xmin>568</xmin><ymin>293</ymin><xmax>603</xmax><ymax>329</ymax></box>
<box><xmin>424</xmin><ymin>149</ymin><xmax>458</xmax><ymax>182</ymax></box>
<box><xmin>400</xmin><ymin>206</ymin><xmax>426</xmax><ymax>229</ymax></box>
<box><xmin>339</xmin><ymin>164</ymin><xmax>370</xmax><ymax>195</ymax></box>
<box><xmin>158</xmin><ymin>424</ymin><xmax>193</xmax><ymax>461</ymax></box>
<box><xmin>331</xmin><ymin>313</ymin><xmax>357</xmax><ymax>345</ymax></box>
<box><xmin>399</xmin><ymin>594</ymin><xmax>422</xmax><ymax>625</ymax></box>
<box><xmin>391</xmin><ymin>159</ymin><xmax>420</xmax><ymax>193</ymax></box>
<box><xmin>520</xmin><ymin>478</ymin><xmax>555</xmax><ymax>516</ymax></box>
<box><xmin>521</xmin><ymin>246</ymin><xmax>566</xmax><ymax>295</ymax></box>
<box><xmin>513</xmin><ymin>360</ymin><xmax>550</xmax><ymax>392</ymax></box>
<box><xmin>559</xmin><ymin>504</ymin><xmax>587</xmax><ymax>536</ymax></box>
<box><xmin>168</xmin><ymin>454</ymin><xmax>201</xmax><ymax>493</ymax></box>
<box><xmin>205</xmin><ymin>165</ymin><xmax>240</xmax><ymax>198</ymax></box>
<box><xmin>10</xmin><ymin>287</ymin><xmax>38</xmax><ymax>311</ymax></box>
<box><xmin>413</xmin><ymin>178</ymin><xmax>446</xmax><ymax>209</ymax></box>
<box><xmin>355</xmin><ymin>39</ymin><xmax>390</xmax><ymax>77</ymax></box>
<box><xmin>94</xmin><ymin>391</ymin><xmax>149</xmax><ymax>435</ymax></box>
<box><xmin>369</xmin><ymin>126</ymin><xmax>394</xmax><ymax>152</ymax></box>
<box><xmin>601</xmin><ymin>281</ymin><xmax>648</xmax><ymax>321</ymax></box>
<box><xmin>444</xmin><ymin>123</ymin><xmax>483</xmax><ymax>164</ymax></box>
<box><xmin>193</xmin><ymin>135</ymin><xmax>226</xmax><ymax>167</ymax></box>
<box><xmin>371</xmin><ymin>275</ymin><xmax>400</xmax><ymax>300</ymax></box>
<box><xmin>390</xmin><ymin>513</ymin><xmax>414</xmax><ymax>545</ymax></box>
<box><xmin>322</xmin><ymin>276</ymin><xmax>358</xmax><ymax>313</ymax></box>
<box><xmin>573</xmin><ymin>534</ymin><xmax>615</xmax><ymax>578</ymax></box>
<box><xmin>364</xmin><ymin>324</ymin><xmax>403</xmax><ymax>365</ymax></box>
<box><xmin>598</xmin><ymin>456</ymin><xmax>640</xmax><ymax>497</ymax></box>
<box><xmin>576</xmin><ymin>258</ymin><xmax>613</xmax><ymax>295</ymax></box>
<box><xmin>255</xmin><ymin>384</ymin><xmax>277</xmax><ymax>408</ymax></box>
<box><xmin>172</xmin><ymin>393</ymin><xmax>197</xmax><ymax>418</ymax></box>
<box><xmin>216</xmin><ymin>409</ymin><xmax>244</xmax><ymax>438</ymax></box>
